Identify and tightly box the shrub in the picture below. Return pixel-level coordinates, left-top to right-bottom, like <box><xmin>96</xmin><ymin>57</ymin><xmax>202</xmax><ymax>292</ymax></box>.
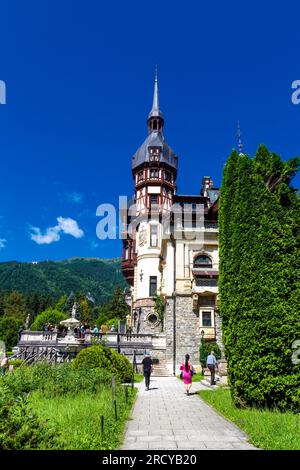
<box><xmin>8</xmin><ymin>359</ymin><xmax>24</xmax><ymax>368</ymax></box>
<box><xmin>2</xmin><ymin>361</ymin><xmax>114</xmax><ymax>398</ymax></box>
<box><xmin>73</xmin><ymin>345</ymin><xmax>133</xmax><ymax>382</ymax></box>
<box><xmin>0</xmin><ymin>384</ymin><xmax>57</xmax><ymax>449</ymax></box>
<box><xmin>30</xmin><ymin>308</ymin><xmax>67</xmax><ymax>331</ymax></box>
<box><xmin>106</xmin><ymin>318</ymin><xmax>119</xmax><ymax>329</ymax></box>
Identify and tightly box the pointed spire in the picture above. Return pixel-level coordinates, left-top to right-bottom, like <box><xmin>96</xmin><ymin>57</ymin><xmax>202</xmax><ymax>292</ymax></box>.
<box><xmin>148</xmin><ymin>66</ymin><xmax>163</xmax><ymax>120</ymax></box>
<box><xmin>237</xmin><ymin>120</ymin><xmax>243</xmax><ymax>155</ymax></box>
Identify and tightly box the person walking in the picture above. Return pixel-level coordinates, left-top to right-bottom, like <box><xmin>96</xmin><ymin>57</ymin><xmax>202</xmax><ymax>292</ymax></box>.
<box><xmin>180</xmin><ymin>353</ymin><xmax>194</xmax><ymax>395</ymax></box>
<box><xmin>142</xmin><ymin>351</ymin><xmax>153</xmax><ymax>391</ymax></box>
<box><xmin>206</xmin><ymin>351</ymin><xmax>218</xmax><ymax>385</ymax></box>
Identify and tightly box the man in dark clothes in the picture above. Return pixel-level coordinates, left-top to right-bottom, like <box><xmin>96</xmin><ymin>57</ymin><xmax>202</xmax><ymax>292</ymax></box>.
<box><xmin>142</xmin><ymin>351</ymin><xmax>153</xmax><ymax>391</ymax></box>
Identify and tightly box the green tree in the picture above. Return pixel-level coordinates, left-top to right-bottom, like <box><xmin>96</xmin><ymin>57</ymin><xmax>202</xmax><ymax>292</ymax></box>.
<box><xmin>219</xmin><ymin>145</ymin><xmax>300</xmax><ymax>412</ymax></box>
<box><xmin>3</xmin><ymin>291</ymin><xmax>29</xmax><ymax>320</ymax></box>
<box><xmin>95</xmin><ymin>304</ymin><xmax>110</xmax><ymax>328</ymax></box>
<box><xmin>80</xmin><ymin>298</ymin><xmax>91</xmax><ymax>323</ymax></box>
<box><xmin>106</xmin><ymin>287</ymin><xmax>129</xmax><ymax>321</ymax></box>
<box><xmin>0</xmin><ymin>293</ymin><xmax>5</xmax><ymax>317</ymax></box>
<box><xmin>54</xmin><ymin>294</ymin><xmax>68</xmax><ymax>312</ymax></box>
<box><xmin>30</xmin><ymin>308</ymin><xmax>67</xmax><ymax>331</ymax></box>
<box><xmin>0</xmin><ymin>316</ymin><xmax>23</xmax><ymax>350</ymax></box>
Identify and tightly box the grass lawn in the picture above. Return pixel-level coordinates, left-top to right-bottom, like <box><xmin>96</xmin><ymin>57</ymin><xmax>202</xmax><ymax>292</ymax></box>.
<box><xmin>199</xmin><ymin>387</ymin><xmax>300</xmax><ymax>450</ymax></box>
<box><xmin>134</xmin><ymin>373</ymin><xmax>144</xmax><ymax>383</ymax></box>
<box><xmin>29</xmin><ymin>386</ymin><xmax>137</xmax><ymax>450</ymax></box>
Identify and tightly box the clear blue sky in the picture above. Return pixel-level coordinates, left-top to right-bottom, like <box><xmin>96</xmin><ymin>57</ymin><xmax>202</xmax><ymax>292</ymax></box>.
<box><xmin>0</xmin><ymin>0</ymin><xmax>299</xmax><ymax>262</ymax></box>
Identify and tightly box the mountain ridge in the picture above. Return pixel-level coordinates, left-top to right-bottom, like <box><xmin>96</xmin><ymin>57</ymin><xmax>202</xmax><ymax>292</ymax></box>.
<box><xmin>0</xmin><ymin>257</ymin><xmax>126</xmax><ymax>304</ymax></box>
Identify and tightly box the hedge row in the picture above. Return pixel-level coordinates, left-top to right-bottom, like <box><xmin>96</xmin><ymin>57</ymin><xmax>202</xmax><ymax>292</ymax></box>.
<box><xmin>219</xmin><ymin>146</ymin><xmax>300</xmax><ymax>411</ymax></box>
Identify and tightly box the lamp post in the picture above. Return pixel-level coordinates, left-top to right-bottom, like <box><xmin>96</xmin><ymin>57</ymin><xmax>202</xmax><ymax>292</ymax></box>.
<box><xmin>200</xmin><ymin>329</ymin><xmax>205</xmax><ymax>375</ymax></box>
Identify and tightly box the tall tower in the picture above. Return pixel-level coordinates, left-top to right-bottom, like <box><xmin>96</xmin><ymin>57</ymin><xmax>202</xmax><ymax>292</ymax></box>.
<box><xmin>132</xmin><ymin>72</ymin><xmax>178</xmax><ymax>216</ymax></box>
<box><xmin>122</xmin><ymin>73</ymin><xmax>178</xmax><ymax>333</ymax></box>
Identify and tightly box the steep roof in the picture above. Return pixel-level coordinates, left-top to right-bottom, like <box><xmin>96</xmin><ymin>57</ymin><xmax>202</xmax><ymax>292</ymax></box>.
<box><xmin>132</xmin><ymin>131</ymin><xmax>178</xmax><ymax>170</ymax></box>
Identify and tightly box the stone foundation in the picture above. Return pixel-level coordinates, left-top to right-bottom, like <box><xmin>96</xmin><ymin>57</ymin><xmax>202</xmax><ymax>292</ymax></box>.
<box><xmin>133</xmin><ymin>303</ymin><xmax>162</xmax><ymax>335</ymax></box>
<box><xmin>175</xmin><ymin>296</ymin><xmax>201</xmax><ymax>366</ymax></box>
<box><xmin>164</xmin><ymin>295</ymin><xmax>201</xmax><ymax>374</ymax></box>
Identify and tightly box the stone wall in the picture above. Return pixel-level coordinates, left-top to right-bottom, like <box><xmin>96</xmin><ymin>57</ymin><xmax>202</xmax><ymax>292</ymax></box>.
<box><xmin>164</xmin><ymin>297</ymin><xmax>174</xmax><ymax>368</ymax></box>
<box><xmin>134</xmin><ymin>304</ymin><xmax>163</xmax><ymax>335</ymax></box>
<box><xmin>215</xmin><ymin>311</ymin><xmax>225</xmax><ymax>357</ymax></box>
<box><xmin>164</xmin><ymin>295</ymin><xmax>201</xmax><ymax>373</ymax></box>
<box><xmin>175</xmin><ymin>296</ymin><xmax>200</xmax><ymax>367</ymax></box>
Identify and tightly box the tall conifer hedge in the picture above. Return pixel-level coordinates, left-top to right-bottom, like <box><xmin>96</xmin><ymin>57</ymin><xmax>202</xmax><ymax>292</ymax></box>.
<box><xmin>219</xmin><ymin>145</ymin><xmax>300</xmax><ymax>411</ymax></box>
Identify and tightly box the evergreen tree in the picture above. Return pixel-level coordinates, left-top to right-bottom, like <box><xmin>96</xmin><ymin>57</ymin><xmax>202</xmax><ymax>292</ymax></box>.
<box><xmin>107</xmin><ymin>287</ymin><xmax>129</xmax><ymax>321</ymax></box>
<box><xmin>3</xmin><ymin>291</ymin><xmax>29</xmax><ymax>320</ymax></box>
<box><xmin>219</xmin><ymin>145</ymin><xmax>300</xmax><ymax>411</ymax></box>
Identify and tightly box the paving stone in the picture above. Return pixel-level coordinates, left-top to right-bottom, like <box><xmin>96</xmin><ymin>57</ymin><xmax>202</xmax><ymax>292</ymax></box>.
<box><xmin>149</xmin><ymin>442</ymin><xmax>178</xmax><ymax>450</ymax></box>
<box><xmin>127</xmin><ymin>430</ymin><xmax>149</xmax><ymax>436</ymax></box>
<box><xmin>121</xmin><ymin>442</ymin><xmax>149</xmax><ymax>450</ymax></box>
<box><xmin>122</xmin><ymin>377</ymin><xmax>256</xmax><ymax>451</ymax></box>
<box><xmin>176</xmin><ymin>442</ymin><xmax>207</xmax><ymax>449</ymax></box>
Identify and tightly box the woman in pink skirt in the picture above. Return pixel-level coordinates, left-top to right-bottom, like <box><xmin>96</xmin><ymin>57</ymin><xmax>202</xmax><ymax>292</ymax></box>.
<box><xmin>180</xmin><ymin>353</ymin><xmax>193</xmax><ymax>395</ymax></box>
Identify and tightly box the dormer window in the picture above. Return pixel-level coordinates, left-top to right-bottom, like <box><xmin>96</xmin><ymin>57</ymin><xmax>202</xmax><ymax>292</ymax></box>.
<box><xmin>149</xmin><ymin>147</ymin><xmax>160</xmax><ymax>162</ymax></box>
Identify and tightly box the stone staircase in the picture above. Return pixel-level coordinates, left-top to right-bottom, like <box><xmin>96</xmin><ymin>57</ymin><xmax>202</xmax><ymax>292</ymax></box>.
<box><xmin>152</xmin><ymin>363</ymin><xmax>172</xmax><ymax>377</ymax></box>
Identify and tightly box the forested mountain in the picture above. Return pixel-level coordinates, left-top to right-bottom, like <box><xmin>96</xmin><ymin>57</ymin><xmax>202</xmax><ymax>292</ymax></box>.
<box><xmin>0</xmin><ymin>258</ymin><xmax>126</xmax><ymax>304</ymax></box>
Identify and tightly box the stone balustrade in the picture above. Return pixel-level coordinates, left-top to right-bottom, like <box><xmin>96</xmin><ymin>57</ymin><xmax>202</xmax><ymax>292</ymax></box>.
<box><xmin>20</xmin><ymin>331</ymin><xmax>58</xmax><ymax>343</ymax></box>
<box><xmin>19</xmin><ymin>330</ymin><xmax>165</xmax><ymax>348</ymax></box>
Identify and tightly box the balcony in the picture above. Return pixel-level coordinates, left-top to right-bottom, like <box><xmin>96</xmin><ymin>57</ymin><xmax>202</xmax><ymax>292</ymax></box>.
<box><xmin>192</xmin><ymin>277</ymin><xmax>218</xmax><ymax>294</ymax></box>
<box><xmin>122</xmin><ymin>254</ymin><xmax>136</xmax><ymax>286</ymax></box>
<box><xmin>200</xmin><ymin>327</ymin><xmax>216</xmax><ymax>340</ymax></box>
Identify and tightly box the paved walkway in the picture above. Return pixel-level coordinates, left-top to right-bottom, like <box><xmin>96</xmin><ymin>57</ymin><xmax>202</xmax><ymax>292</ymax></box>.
<box><xmin>122</xmin><ymin>377</ymin><xmax>256</xmax><ymax>450</ymax></box>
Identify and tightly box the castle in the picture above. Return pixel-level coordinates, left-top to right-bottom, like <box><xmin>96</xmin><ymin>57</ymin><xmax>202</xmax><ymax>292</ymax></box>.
<box><xmin>122</xmin><ymin>75</ymin><xmax>221</xmax><ymax>374</ymax></box>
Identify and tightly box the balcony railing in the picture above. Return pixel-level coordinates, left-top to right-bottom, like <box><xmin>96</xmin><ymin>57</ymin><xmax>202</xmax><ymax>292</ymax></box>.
<box><xmin>194</xmin><ymin>278</ymin><xmax>218</xmax><ymax>287</ymax></box>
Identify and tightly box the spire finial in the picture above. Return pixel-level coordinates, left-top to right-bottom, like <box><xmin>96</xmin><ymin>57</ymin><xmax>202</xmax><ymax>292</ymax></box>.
<box><xmin>237</xmin><ymin>120</ymin><xmax>243</xmax><ymax>155</ymax></box>
<box><xmin>150</xmin><ymin>66</ymin><xmax>160</xmax><ymax>116</ymax></box>
<box><xmin>148</xmin><ymin>67</ymin><xmax>163</xmax><ymax>118</ymax></box>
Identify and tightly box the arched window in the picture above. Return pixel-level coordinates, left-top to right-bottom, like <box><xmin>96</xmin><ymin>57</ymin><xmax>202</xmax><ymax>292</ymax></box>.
<box><xmin>194</xmin><ymin>255</ymin><xmax>212</xmax><ymax>268</ymax></box>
